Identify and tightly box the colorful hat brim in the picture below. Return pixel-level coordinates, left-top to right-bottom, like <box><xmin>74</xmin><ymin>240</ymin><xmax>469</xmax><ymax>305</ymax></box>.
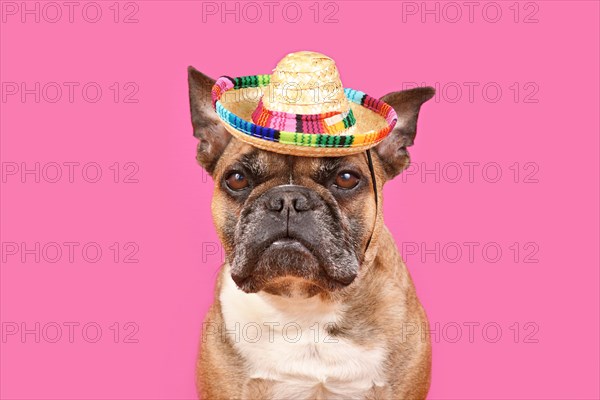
<box><xmin>211</xmin><ymin>75</ymin><xmax>398</xmax><ymax>157</ymax></box>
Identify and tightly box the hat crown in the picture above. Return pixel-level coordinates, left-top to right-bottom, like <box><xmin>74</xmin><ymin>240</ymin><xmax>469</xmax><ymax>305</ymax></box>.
<box><xmin>263</xmin><ymin>51</ymin><xmax>350</xmax><ymax>115</ymax></box>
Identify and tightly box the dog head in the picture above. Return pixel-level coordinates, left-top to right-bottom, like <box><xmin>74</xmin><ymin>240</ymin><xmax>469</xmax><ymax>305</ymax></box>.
<box><xmin>188</xmin><ymin>66</ymin><xmax>433</xmax><ymax>297</ymax></box>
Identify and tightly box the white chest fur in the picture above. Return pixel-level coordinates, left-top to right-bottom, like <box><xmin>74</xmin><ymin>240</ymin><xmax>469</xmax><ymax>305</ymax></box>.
<box><xmin>219</xmin><ymin>273</ymin><xmax>387</xmax><ymax>399</ymax></box>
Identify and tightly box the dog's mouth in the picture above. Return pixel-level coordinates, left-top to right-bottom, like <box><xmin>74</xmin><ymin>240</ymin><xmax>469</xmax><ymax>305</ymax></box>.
<box><xmin>269</xmin><ymin>237</ymin><xmax>309</xmax><ymax>250</ymax></box>
<box><xmin>230</xmin><ymin>236</ymin><xmax>357</xmax><ymax>294</ymax></box>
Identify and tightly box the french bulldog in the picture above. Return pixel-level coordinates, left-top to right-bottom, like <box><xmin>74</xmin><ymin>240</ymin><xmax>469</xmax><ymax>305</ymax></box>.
<box><xmin>188</xmin><ymin>66</ymin><xmax>435</xmax><ymax>399</ymax></box>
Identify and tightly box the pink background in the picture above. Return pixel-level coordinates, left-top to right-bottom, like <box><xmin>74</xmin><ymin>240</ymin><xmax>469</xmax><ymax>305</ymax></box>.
<box><xmin>1</xmin><ymin>1</ymin><xmax>599</xmax><ymax>399</ymax></box>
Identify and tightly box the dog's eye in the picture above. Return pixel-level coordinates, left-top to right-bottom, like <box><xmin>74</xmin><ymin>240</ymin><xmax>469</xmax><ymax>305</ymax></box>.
<box><xmin>225</xmin><ymin>171</ymin><xmax>249</xmax><ymax>191</ymax></box>
<box><xmin>334</xmin><ymin>171</ymin><xmax>360</xmax><ymax>189</ymax></box>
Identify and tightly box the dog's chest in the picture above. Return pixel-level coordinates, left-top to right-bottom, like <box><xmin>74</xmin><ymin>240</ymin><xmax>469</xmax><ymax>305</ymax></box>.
<box><xmin>220</xmin><ymin>274</ymin><xmax>387</xmax><ymax>399</ymax></box>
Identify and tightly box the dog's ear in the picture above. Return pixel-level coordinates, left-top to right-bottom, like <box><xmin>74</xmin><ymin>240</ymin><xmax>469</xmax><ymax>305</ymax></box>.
<box><xmin>374</xmin><ymin>87</ymin><xmax>435</xmax><ymax>179</ymax></box>
<box><xmin>188</xmin><ymin>66</ymin><xmax>231</xmax><ymax>175</ymax></box>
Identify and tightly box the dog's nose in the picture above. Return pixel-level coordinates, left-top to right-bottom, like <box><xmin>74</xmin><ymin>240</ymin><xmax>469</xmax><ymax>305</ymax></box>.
<box><xmin>263</xmin><ymin>185</ymin><xmax>316</xmax><ymax>213</ymax></box>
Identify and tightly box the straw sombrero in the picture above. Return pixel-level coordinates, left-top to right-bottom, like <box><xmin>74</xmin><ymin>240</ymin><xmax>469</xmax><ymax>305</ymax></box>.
<box><xmin>211</xmin><ymin>51</ymin><xmax>397</xmax><ymax>157</ymax></box>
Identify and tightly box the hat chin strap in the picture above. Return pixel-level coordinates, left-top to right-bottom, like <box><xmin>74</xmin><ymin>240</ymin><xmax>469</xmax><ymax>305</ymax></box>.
<box><xmin>363</xmin><ymin>149</ymin><xmax>378</xmax><ymax>260</ymax></box>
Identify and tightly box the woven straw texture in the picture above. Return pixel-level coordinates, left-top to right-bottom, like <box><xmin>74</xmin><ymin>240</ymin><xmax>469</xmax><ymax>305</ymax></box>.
<box><xmin>211</xmin><ymin>51</ymin><xmax>397</xmax><ymax>157</ymax></box>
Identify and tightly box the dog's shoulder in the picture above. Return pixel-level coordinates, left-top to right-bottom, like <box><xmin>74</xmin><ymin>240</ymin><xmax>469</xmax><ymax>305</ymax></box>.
<box><xmin>197</xmin><ymin>264</ymin><xmax>248</xmax><ymax>399</ymax></box>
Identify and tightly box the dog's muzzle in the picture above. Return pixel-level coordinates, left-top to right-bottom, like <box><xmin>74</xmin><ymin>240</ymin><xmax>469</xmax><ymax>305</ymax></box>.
<box><xmin>229</xmin><ymin>184</ymin><xmax>360</xmax><ymax>292</ymax></box>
